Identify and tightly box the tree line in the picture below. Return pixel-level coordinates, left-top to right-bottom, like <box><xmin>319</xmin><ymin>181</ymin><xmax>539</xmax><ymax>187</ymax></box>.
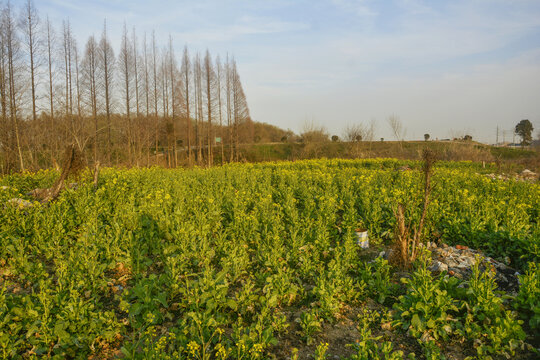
<box><xmin>0</xmin><ymin>0</ymin><xmax>254</xmax><ymax>174</ymax></box>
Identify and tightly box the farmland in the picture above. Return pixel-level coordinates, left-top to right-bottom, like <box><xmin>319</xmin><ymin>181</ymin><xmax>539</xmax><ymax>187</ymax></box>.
<box><xmin>1</xmin><ymin>159</ymin><xmax>539</xmax><ymax>359</ymax></box>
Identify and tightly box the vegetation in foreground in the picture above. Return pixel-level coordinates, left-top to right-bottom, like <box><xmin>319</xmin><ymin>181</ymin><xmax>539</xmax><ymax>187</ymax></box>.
<box><xmin>0</xmin><ymin>159</ymin><xmax>539</xmax><ymax>359</ymax></box>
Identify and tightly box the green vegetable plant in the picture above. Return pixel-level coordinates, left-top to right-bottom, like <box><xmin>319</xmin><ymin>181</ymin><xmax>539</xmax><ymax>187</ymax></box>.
<box><xmin>347</xmin><ymin>308</ymin><xmax>414</xmax><ymax>360</ymax></box>
<box><xmin>393</xmin><ymin>251</ymin><xmax>459</xmax><ymax>344</ymax></box>
<box><xmin>513</xmin><ymin>262</ymin><xmax>540</xmax><ymax>332</ymax></box>
<box><xmin>458</xmin><ymin>257</ymin><xmax>525</xmax><ymax>359</ymax></box>
<box><xmin>297</xmin><ymin>310</ymin><xmax>322</xmax><ymax>345</ymax></box>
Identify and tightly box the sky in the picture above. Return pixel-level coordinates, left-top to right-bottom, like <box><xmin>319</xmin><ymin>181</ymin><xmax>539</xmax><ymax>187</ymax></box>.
<box><xmin>39</xmin><ymin>0</ymin><xmax>540</xmax><ymax>143</ymax></box>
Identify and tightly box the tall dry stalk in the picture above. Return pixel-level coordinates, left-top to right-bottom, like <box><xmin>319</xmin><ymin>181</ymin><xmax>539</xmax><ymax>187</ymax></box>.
<box><xmin>393</xmin><ymin>149</ymin><xmax>436</xmax><ymax>268</ymax></box>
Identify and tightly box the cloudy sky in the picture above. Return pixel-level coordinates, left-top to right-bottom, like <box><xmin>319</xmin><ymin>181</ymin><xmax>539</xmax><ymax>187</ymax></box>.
<box><xmin>41</xmin><ymin>0</ymin><xmax>540</xmax><ymax>143</ymax></box>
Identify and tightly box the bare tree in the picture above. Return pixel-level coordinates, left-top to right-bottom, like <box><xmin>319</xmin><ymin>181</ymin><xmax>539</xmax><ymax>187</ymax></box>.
<box><xmin>62</xmin><ymin>20</ymin><xmax>74</xmax><ymax>140</ymax></box>
<box><xmin>119</xmin><ymin>22</ymin><xmax>133</xmax><ymax>164</ymax></box>
<box><xmin>160</xmin><ymin>47</ymin><xmax>170</xmax><ymax>166</ymax></box>
<box><xmin>131</xmin><ymin>27</ymin><xmax>142</xmax><ymax>165</ymax></box>
<box><xmin>73</xmin><ymin>40</ymin><xmax>81</xmax><ymax>122</ymax></box>
<box><xmin>301</xmin><ymin>119</ymin><xmax>329</xmax><ymax>143</ymax></box>
<box><xmin>180</xmin><ymin>46</ymin><xmax>191</xmax><ymax>165</ymax></box>
<box><xmin>388</xmin><ymin>114</ymin><xmax>406</xmax><ymax>142</ymax></box>
<box><xmin>142</xmin><ymin>32</ymin><xmax>151</xmax><ymax>164</ymax></box>
<box><xmin>151</xmin><ymin>31</ymin><xmax>158</xmax><ymax>156</ymax></box>
<box><xmin>4</xmin><ymin>2</ymin><xmax>25</xmax><ymax>171</ymax></box>
<box><xmin>225</xmin><ymin>54</ymin><xmax>233</xmax><ymax>162</ymax></box>
<box><xmin>203</xmin><ymin>49</ymin><xmax>214</xmax><ymax>166</ymax></box>
<box><xmin>81</xmin><ymin>35</ymin><xmax>99</xmax><ymax>163</ymax></box>
<box><xmin>19</xmin><ymin>0</ymin><xmax>40</xmax><ymax>123</ymax></box>
<box><xmin>215</xmin><ymin>55</ymin><xmax>224</xmax><ymax>164</ymax></box>
<box><xmin>194</xmin><ymin>53</ymin><xmax>202</xmax><ymax>164</ymax></box>
<box><xmin>168</xmin><ymin>35</ymin><xmax>178</xmax><ymax>167</ymax></box>
<box><xmin>0</xmin><ymin>7</ymin><xmax>9</xmax><ymax>172</ymax></box>
<box><xmin>230</xmin><ymin>58</ymin><xmax>250</xmax><ymax>159</ymax></box>
<box><xmin>343</xmin><ymin>123</ymin><xmax>368</xmax><ymax>142</ymax></box>
<box><xmin>45</xmin><ymin>16</ymin><xmax>57</xmax><ymax>165</ymax></box>
<box><xmin>132</xmin><ymin>29</ymin><xmax>140</xmax><ymax>118</ymax></box>
<box><xmin>98</xmin><ymin>20</ymin><xmax>115</xmax><ymax>164</ymax></box>
<box><xmin>366</xmin><ymin>118</ymin><xmax>376</xmax><ymax>142</ymax></box>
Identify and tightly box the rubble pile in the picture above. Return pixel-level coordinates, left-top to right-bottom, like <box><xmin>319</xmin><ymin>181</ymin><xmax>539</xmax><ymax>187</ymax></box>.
<box><xmin>485</xmin><ymin>169</ymin><xmax>538</xmax><ymax>182</ymax></box>
<box><xmin>427</xmin><ymin>242</ymin><xmax>520</xmax><ymax>293</ymax></box>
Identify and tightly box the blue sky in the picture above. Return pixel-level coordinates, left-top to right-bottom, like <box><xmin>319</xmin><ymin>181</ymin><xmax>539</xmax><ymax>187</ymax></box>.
<box><xmin>39</xmin><ymin>0</ymin><xmax>540</xmax><ymax>142</ymax></box>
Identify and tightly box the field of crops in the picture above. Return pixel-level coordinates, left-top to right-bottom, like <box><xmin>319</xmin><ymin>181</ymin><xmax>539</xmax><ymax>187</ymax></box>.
<box><xmin>1</xmin><ymin>159</ymin><xmax>539</xmax><ymax>359</ymax></box>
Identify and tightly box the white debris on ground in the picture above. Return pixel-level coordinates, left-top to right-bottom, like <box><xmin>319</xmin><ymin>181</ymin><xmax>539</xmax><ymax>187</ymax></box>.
<box><xmin>484</xmin><ymin>169</ymin><xmax>538</xmax><ymax>182</ymax></box>
<box><xmin>427</xmin><ymin>242</ymin><xmax>520</xmax><ymax>293</ymax></box>
<box><xmin>379</xmin><ymin>242</ymin><xmax>520</xmax><ymax>293</ymax></box>
<box><xmin>520</xmin><ymin>169</ymin><xmax>537</xmax><ymax>179</ymax></box>
<box><xmin>6</xmin><ymin>198</ymin><xmax>34</xmax><ymax>209</ymax></box>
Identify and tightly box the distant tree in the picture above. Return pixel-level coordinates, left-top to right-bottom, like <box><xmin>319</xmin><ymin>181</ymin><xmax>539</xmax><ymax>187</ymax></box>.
<box><xmin>300</xmin><ymin>120</ymin><xmax>328</xmax><ymax>143</ymax></box>
<box><xmin>331</xmin><ymin>135</ymin><xmax>339</xmax><ymax>142</ymax></box>
<box><xmin>380</xmin><ymin>138</ymin><xmax>384</xmax><ymax>142</ymax></box>
<box><xmin>424</xmin><ymin>133</ymin><xmax>430</xmax><ymax>141</ymax></box>
<box><xmin>515</xmin><ymin>119</ymin><xmax>533</xmax><ymax>147</ymax></box>
<box><xmin>343</xmin><ymin>123</ymin><xmax>366</xmax><ymax>142</ymax></box>
<box><xmin>387</xmin><ymin>114</ymin><xmax>406</xmax><ymax>142</ymax></box>
<box><xmin>463</xmin><ymin>134</ymin><xmax>472</xmax><ymax>141</ymax></box>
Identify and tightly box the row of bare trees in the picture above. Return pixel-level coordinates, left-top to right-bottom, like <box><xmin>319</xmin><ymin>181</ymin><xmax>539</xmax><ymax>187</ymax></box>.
<box><xmin>0</xmin><ymin>0</ymin><xmax>252</xmax><ymax>174</ymax></box>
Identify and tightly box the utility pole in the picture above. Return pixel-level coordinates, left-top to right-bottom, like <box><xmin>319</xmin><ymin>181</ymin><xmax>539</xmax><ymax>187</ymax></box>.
<box><xmin>496</xmin><ymin>126</ymin><xmax>499</xmax><ymax>145</ymax></box>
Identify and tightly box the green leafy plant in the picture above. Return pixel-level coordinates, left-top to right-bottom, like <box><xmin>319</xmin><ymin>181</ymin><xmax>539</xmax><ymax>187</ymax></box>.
<box><xmin>297</xmin><ymin>310</ymin><xmax>322</xmax><ymax>345</ymax></box>
<box><xmin>458</xmin><ymin>257</ymin><xmax>526</xmax><ymax>358</ymax></box>
<box><xmin>393</xmin><ymin>251</ymin><xmax>459</xmax><ymax>344</ymax></box>
<box><xmin>514</xmin><ymin>262</ymin><xmax>540</xmax><ymax>332</ymax></box>
<box><xmin>348</xmin><ymin>308</ymin><xmax>414</xmax><ymax>360</ymax></box>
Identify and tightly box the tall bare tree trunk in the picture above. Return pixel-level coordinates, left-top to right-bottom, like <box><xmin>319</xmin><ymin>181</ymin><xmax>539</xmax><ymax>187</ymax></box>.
<box><xmin>226</xmin><ymin>55</ymin><xmax>233</xmax><ymax>162</ymax></box>
<box><xmin>23</xmin><ymin>0</ymin><xmax>39</xmax><ymax>124</ymax></box>
<box><xmin>152</xmin><ymin>32</ymin><xmax>158</xmax><ymax>158</ymax></box>
<box><xmin>5</xmin><ymin>3</ymin><xmax>24</xmax><ymax>171</ymax></box>
<box><xmin>143</xmin><ymin>33</ymin><xmax>150</xmax><ymax>166</ymax></box>
<box><xmin>204</xmin><ymin>50</ymin><xmax>213</xmax><ymax>167</ymax></box>
<box><xmin>216</xmin><ymin>56</ymin><xmax>224</xmax><ymax>165</ymax></box>
<box><xmin>168</xmin><ymin>36</ymin><xmax>177</xmax><ymax>167</ymax></box>
<box><xmin>132</xmin><ymin>28</ymin><xmax>140</xmax><ymax>166</ymax></box>
<box><xmin>1</xmin><ymin>18</ymin><xmax>11</xmax><ymax>172</ymax></box>
<box><xmin>100</xmin><ymin>21</ymin><xmax>113</xmax><ymax>164</ymax></box>
<box><xmin>74</xmin><ymin>44</ymin><xmax>81</xmax><ymax>132</ymax></box>
<box><xmin>181</xmin><ymin>46</ymin><xmax>191</xmax><ymax>165</ymax></box>
<box><xmin>194</xmin><ymin>54</ymin><xmax>203</xmax><ymax>164</ymax></box>
<box><xmin>121</xmin><ymin>23</ymin><xmax>132</xmax><ymax>165</ymax></box>
<box><xmin>46</xmin><ymin>17</ymin><xmax>56</xmax><ymax>166</ymax></box>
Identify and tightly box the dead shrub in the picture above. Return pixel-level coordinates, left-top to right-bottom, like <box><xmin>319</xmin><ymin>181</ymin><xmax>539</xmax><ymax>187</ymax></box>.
<box><xmin>391</xmin><ymin>148</ymin><xmax>436</xmax><ymax>268</ymax></box>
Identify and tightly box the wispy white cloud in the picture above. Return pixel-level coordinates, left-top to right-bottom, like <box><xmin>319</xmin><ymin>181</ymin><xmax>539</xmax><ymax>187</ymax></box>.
<box><xmin>331</xmin><ymin>0</ymin><xmax>377</xmax><ymax>17</ymax></box>
<box><xmin>174</xmin><ymin>16</ymin><xmax>309</xmax><ymax>43</ymax></box>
